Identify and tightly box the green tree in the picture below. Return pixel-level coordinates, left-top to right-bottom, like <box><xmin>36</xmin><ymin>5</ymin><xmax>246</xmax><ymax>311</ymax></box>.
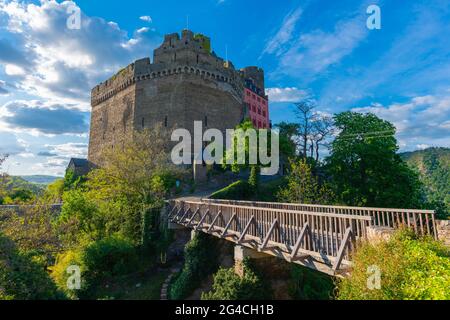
<box><xmin>61</xmin><ymin>126</ymin><xmax>185</xmax><ymax>246</ymax></box>
<box><xmin>202</xmin><ymin>259</ymin><xmax>271</xmax><ymax>300</ymax></box>
<box><xmin>0</xmin><ymin>233</ymin><xmax>63</xmax><ymax>300</ymax></box>
<box><xmin>223</xmin><ymin>120</ymin><xmax>277</xmax><ymax>193</ymax></box>
<box><xmin>9</xmin><ymin>188</ymin><xmax>35</xmax><ymax>203</ymax></box>
<box><xmin>275</xmin><ymin>121</ymin><xmax>299</xmax><ymax>159</ymax></box>
<box><xmin>277</xmin><ymin>158</ymin><xmax>335</xmax><ymax>204</ymax></box>
<box><xmin>326</xmin><ymin>112</ymin><xmax>423</xmax><ymax>208</ymax></box>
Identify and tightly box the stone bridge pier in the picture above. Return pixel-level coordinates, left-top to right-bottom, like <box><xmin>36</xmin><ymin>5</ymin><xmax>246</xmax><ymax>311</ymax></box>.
<box><xmin>234</xmin><ymin>245</ymin><xmax>269</xmax><ymax>277</ymax></box>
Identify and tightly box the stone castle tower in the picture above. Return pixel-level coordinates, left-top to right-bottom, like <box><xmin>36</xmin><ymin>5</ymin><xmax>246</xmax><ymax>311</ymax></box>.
<box><xmin>88</xmin><ymin>29</ymin><xmax>266</xmax><ymax>177</ymax></box>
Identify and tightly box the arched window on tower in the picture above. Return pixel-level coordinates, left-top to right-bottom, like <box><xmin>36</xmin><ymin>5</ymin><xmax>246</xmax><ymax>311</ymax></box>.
<box><xmin>204</xmin><ymin>115</ymin><xmax>208</xmax><ymax>127</ymax></box>
<box><xmin>164</xmin><ymin>116</ymin><xmax>168</xmax><ymax>127</ymax></box>
<box><xmin>196</xmin><ymin>54</ymin><xmax>199</xmax><ymax>64</ymax></box>
<box><xmin>142</xmin><ymin>117</ymin><xmax>145</xmax><ymax>128</ymax></box>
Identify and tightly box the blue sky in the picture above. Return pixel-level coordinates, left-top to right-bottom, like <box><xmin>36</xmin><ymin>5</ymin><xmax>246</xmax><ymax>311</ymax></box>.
<box><xmin>0</xmin><ymin>0</ymin><xmax>449</xmax><ymax>176</ymax></box>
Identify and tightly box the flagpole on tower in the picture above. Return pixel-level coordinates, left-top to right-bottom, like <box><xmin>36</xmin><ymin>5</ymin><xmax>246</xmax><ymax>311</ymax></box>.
<box><xmin>226</xmin><ymin>44</ymin><xmax>228</xmax><ymax>63</ymax></box>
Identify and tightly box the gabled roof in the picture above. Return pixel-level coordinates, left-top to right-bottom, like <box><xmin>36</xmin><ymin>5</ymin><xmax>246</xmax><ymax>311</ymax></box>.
<box><xmin>69</xmin><ymin>158</ymin><xmax>88</xmax><ymax>168</ymax></box>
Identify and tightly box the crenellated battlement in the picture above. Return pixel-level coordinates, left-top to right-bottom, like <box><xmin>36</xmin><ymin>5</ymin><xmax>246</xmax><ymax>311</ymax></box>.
<box><xmin>91</xmin><ymin>29</ymin><xmax>251</xmax><ymax>107</ymax></box>
<box><xmin>91</xmin><ymin>62</ymin><xmax>245</xmax><ymax>107</ymax></box>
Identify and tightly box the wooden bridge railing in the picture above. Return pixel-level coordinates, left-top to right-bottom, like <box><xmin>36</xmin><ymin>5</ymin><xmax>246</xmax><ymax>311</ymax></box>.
<box><xmin>168</xmin><ymin>200</ymin><xmax>373</xmax><ymax>275</ymax></box>
<box><xmin>203</xmin><ymin>199</ymin><xmax>437</xmax><ymax>239</ymax></box>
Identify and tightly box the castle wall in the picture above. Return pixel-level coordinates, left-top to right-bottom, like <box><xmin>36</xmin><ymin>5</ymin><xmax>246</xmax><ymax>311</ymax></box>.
<box><xmin>134</xmin><ymin>70</ymin><xmax>244</xmax><ymax>150</ymax></box>
<box><xmin>87</xmin><ymin>29</ymin><xmax>266</xmax><ymax>171</ymax></box>
<box><xmin>88</xmin><ymin>82</ymin><xmax>136</xmax><ymax>166</ymax></box>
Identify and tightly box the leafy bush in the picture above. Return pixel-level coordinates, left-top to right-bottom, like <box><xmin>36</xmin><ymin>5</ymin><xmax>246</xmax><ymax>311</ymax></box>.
<box><xmin>288</xmin><ymin>265</ymin><xmax>334</xmax><ymax>300</ymax></box>
<box><xmin>336</xmin><ymin>229</ymin><xmax>450</xmax><ymax>300</ymax></box>
<box><xmin>51</xmin><ymin>236</ymin><xmax>138</xmax><ymax>299</ymax></box>
<box><xmin>202</xmin><ymin>259</ymin><xmax>271</xmax><ymax>300</ymax></box>
<box><xmin>0</xmin><ymin>233</ymin><xmax>63</xmax><ymax>300</ymax></box>
<box><xmin>169</xmin><ymin>233</ymin><xmax>219</xmax><ymax>299</ymax></box>
<box><xmin>210</xmin><ymin>177</ymin><xmax>287</xmax><ymax>202</ymax></box>
<box><xmin>0</xmin><ymin>202</ymin><xmax>73</xmax><ymax>267</ymax></box>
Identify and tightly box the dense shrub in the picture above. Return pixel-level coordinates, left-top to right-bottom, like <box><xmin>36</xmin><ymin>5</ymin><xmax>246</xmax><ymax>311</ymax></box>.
<box><xmin>202</xmin><ymin>259</ymin><xmax>271</xmax><ymax>300</ymax></box>
<box><xmin>0</xmin><ymin>233</ymin><xmax>63</xmax><ymax>300</ymax></box>
<box><xmin>51</xmin><ymin>236</ymin><xmax>138</xmax><ymax>299</ymax></box>
<box><xmin>169</xmin><ymin>233</ymin><xmax>219</xmax><ymax>300</ymax></box>
<box><xmin>288</xmin><ymin>265</ymin><xmax>334</xmax><ymax>300</ymax></box>
<box><xmin>210</xmin><ymin>177</ymin><xmax>287</xmax><ymax>202</ymax></box>
<box><xmin>336</xmin><ymin>229</ymin><xmax>450</xmax><ymax>300</ymax></box>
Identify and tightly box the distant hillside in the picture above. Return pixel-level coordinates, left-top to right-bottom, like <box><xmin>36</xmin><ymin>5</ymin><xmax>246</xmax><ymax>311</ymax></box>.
<box><xmin>400</xmin><ymin>147</ymin><xmax>450</xmax><ymax>207</ymax></box>
<box><xmin>2</xmin><ymin>176</ymin><xmax>44</xmax><ymax>194</ymax></box>
<box><xmin>20</xmin><ymin>175</ymin><xmax>61</xmax><ymax>185</ymax></box>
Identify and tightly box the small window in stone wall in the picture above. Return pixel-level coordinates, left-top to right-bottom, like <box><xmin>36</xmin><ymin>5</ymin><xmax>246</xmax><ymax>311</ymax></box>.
<box><xmin>142</xmin><ymin>117</ymin><xmax>145</xmax><ymax>128</ymax></box>
<box><xmin>204</xmin><ymin>115</ymin><xmax>208</xmax><ymax>127</ymax></box>
<box><xmin>165</xmin><ymin>116</ymin><xmax>168</xmax><ymax>127</ymax></box>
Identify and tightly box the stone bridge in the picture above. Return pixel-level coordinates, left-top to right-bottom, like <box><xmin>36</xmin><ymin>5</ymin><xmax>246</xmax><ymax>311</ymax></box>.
<box><xmin>166</xmin><ymin>199</ymin><xmax>437</xmax><ymax>276</ymax></box>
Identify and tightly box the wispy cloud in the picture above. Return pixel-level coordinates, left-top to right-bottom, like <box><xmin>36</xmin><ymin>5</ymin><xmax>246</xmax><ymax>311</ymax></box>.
<box><xmin>270</xmin><ymin>13</ymin><xmax>368</xmax><ymax>81</ymax></box>
<box><xmin>319</xmin><ymin>3</ymin><xmax>450</xmax><ymax>110</ymax></box>
<box><xmin>261</xmin><ymin>7</ymin><xmax>303</xmax><ymax>57</ymax></box>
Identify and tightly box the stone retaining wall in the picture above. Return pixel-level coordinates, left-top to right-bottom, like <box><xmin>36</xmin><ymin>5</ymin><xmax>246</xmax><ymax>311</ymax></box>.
<box><xmin>436</xmin><ymin>220</ymin><xmax>450</xmax><ymax>247</ymax></box>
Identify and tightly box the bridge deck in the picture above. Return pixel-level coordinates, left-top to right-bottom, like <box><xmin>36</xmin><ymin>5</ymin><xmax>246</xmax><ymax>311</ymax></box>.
<box><xmin>167</xmin><ymin>199</ymin><xmax>436</xmax><ymax>276</ymax></box>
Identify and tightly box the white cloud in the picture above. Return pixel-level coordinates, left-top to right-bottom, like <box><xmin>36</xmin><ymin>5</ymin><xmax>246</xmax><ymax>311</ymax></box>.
<box><xmin>262</xmin><ymin>7</ymin><xmax>302</xmax><ymax>56</ymax></box>
<box><xmin>4</xmin><ymin>64</ymin><xmax>25</xmax><ymax>75</ymax></box>
<box><xmin>352</xmin><ymin>92</ymin><xmax>450</xmax><ymax>151</ymax></box>
<box><xmin>18</xmin><ymin>152</ymin><xmax>34</xmax><ymax>158</ymax></box>
<box><xmin>44</xmin><ymin>142</ymin><xmax>88</xmax><ymax>159</ymax></box>
<box><xmin>0</xmin><ymin>0</ymin><xmax>164</xmax><ymax>175</ymax></box>
<box><xmin>0</xmin><ymin>100</ymin><xmax>89</xmax><ymax>135</ymax></box>
<box><xmin>266</xmin><ymin>87</ymin><xmax>308</xmax><ymax>102</ymax></box>
<box><xmin>139</xmin><ymin>15</ymin><xmax>152</xmax><ymax>22</ymax></box>
<box><xmin>137</xmin><ymin>27</ymin><xmax>150</xmax><ymax>34</ymax></box>
<box><xmin>416</xmin><ymin>144</ymin><xmax>430</xmax><ymax>150</ymax></box>
<box><xmin>0</xmin><ymin>132</ymin><xmax>26</xmax><ymax>155</ymax></box>
<box><xmin>0</xmin><ymin>0</ymin><xmax>161</xmax><ymax>109</ymax></box>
